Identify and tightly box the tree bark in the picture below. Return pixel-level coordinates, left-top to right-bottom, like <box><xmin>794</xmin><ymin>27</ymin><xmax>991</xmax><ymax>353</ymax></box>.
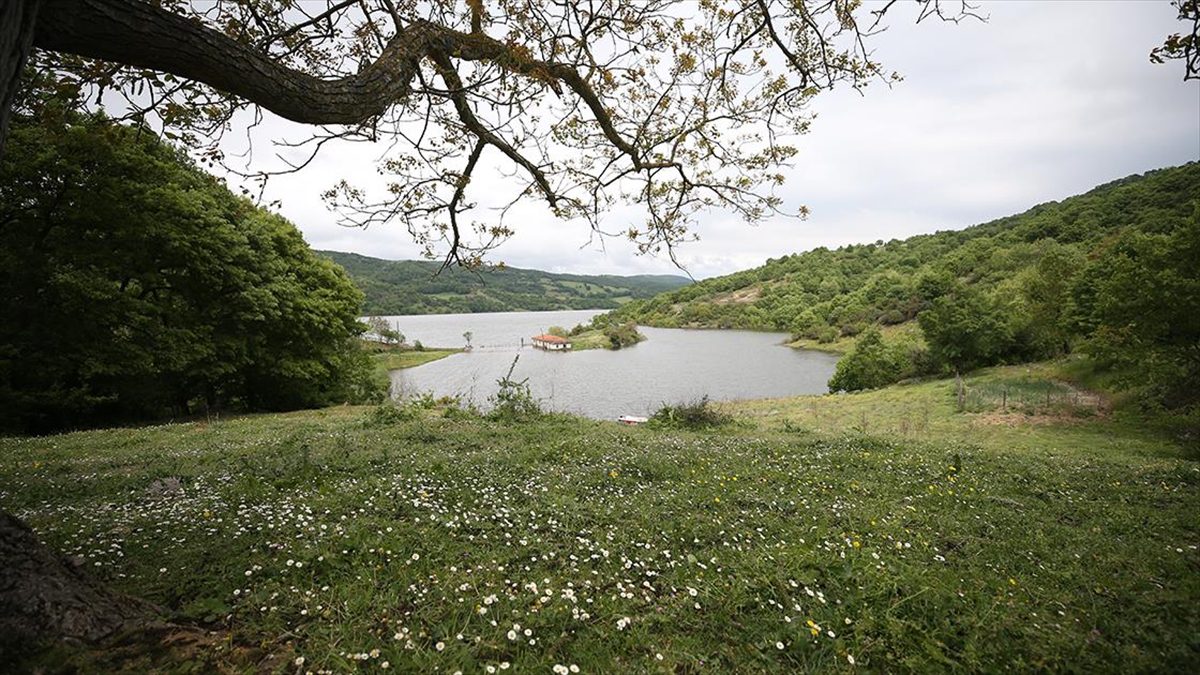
<box><xmin>0</xmin><ymin>0</ymin><xmax>40</xmax><ymax>157</ymax></box>
<box><xmin>0</xmin><ymin>511</ymin><xmax>158</xmax><ymax>660</ymax></box>
<box><xmin>32</xmin><ymin>0</ymin><xmax>428</xmax><ymax>125</ymax></box>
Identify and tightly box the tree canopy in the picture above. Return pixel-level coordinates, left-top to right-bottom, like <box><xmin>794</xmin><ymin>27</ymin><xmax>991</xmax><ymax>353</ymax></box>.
<box><xmin>9</xmin><ymin>0</ymin><xmax>989</xmax><ymax>266</ymax></box>
<box><xmin>0</xmin><ymin>111</ymin><xmax>379</xmax><ymax>433</ymax></box>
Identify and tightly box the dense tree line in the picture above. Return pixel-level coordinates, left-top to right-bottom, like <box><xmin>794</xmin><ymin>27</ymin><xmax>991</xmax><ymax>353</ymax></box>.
<box><xmin>0</xmin><ymin>113</ymin><xmax>381</xmax><ymax>433</ymax></box>
<box><xmin>320</xmin><ymin>251</ymin><xmax>689</xmax><ymax>316</ymax></box>
<box><xmin>614</xmin><ymin>164</ymin><xmax>1200</xmax><ymax>406</ymax></box>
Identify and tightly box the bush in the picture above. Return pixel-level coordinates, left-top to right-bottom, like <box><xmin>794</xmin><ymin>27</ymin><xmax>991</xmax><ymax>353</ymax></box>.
<box><xmin>487</xmin><ymin>356</ymin><xmax>542</xmax><ymax>421</ymax></box>
<box><xmin>603</xmin><ymin>321</ymin><xmax>643</xmax><ymax>349</ymax></box>
<box><xmin>362</xmin><ymin>402</ymin><xmax>420</xmax><ymax>426</ymax></box>
<box><xmin>815</xmin><ymin>326</ymin><xmax>839</xmax><ymax>344</ymax></box>
<box><xmin>650</xmin><ymin>396</ymin><xmax>732</xmax><ymax>430</ymax></box>
<box><xmin>827</xmin><ymin>328</ymin><xmax>910</xmax><ymax>392</ymax></box>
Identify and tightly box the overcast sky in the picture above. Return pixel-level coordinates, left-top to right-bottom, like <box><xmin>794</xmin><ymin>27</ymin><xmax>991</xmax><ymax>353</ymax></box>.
<box><xmin>234</xmin><ymin>1</ymin><xmax>1199</xmax><ymax>280</ymax></box>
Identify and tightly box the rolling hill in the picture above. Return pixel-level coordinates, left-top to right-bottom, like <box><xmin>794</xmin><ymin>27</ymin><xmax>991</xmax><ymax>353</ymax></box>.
<box><xmin>608</xmin><ymin>163</ymin><xmax>1200</xmax><ymax>338</ymax></box>
<box><xmin>318</xmin><ymin>251</ymin><xmax>691</xmax><ymax>315</ymax></box>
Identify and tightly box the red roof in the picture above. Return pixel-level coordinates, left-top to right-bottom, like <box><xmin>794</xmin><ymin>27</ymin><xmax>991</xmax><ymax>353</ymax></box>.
<box><xmin>532</xmin><ymin>334</ymin><xmax>569</xmax><ymax>344</ymax></box>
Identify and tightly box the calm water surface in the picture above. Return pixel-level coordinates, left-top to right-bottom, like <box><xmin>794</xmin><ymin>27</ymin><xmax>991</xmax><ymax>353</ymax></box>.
<box><xmin>383</xmin><ymin>310</ymin><xmax>838</xmax><ymax>420</ymax></box>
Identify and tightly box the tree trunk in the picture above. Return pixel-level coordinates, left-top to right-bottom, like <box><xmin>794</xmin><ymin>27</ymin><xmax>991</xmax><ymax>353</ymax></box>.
<box><xmin>0</xmin><ymin>511</ymin><xmax>158</xmax><ymax>660</ymax></box>
<box><xmin>0</xmin><ymin>0</ymin><xmax>40</xmax><ymax>157</ymax></box>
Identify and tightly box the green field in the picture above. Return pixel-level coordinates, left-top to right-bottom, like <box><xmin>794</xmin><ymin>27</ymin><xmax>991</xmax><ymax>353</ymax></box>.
<box><xmin>372</xmin><ymin>348</ymin><xmax>461</xmax><ymax>371</ymax></box>
<box><xmin>2</xmin><ymin>368</ymin><xmax>1196</xmax><ymax>672</ymax></box>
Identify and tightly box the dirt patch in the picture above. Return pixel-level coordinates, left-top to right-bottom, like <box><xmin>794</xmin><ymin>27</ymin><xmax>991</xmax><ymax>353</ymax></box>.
<box><xmin>711</xmin><ymin>286</ymin><xmax>762</xmax><ymax>305</ymax></box>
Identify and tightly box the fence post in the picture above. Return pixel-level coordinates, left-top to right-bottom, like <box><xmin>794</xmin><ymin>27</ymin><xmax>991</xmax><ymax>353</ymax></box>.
<box><xmin>955</xmin><ymin>371</ymin><xmax>965</xmax><ymax>412</ymax></box>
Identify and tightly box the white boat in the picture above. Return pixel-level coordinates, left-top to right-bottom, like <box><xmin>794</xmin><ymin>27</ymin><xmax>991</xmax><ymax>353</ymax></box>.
<box><xmin>617</xmin><ymin>415</ymin><xmax>649</xmax><ymax>425</ymax></box>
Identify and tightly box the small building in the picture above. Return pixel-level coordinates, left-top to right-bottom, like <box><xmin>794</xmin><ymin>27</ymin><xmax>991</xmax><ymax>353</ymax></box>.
<box><xmin>531</xmin><ymin>334</ymin><xmax>571</xmax><ymax>351</ymax></box>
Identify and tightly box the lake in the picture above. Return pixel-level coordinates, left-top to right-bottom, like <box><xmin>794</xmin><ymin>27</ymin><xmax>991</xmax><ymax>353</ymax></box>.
<box><xmin>382</xmin><ymin>309</ymin><xmax>839</xmax><ymax>420</ymax></box>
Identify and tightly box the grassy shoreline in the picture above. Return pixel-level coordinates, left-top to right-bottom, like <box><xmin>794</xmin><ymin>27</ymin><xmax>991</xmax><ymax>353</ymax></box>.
<box><xmin>2</xmin><ymin>366</ymin><xmax>1196</xmax><ymax>672</ymax></box>
<box><xmin>371</xmin><ymin>347</ymin><xmax>462</xmax><ymax>371</ymax></box>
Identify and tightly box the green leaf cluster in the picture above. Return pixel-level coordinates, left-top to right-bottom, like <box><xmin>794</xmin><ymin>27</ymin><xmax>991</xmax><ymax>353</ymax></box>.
<box><xmin>0</xmin><ymin>114</ymin><xmax>381</xmax><ymax>432</ymax></box>
<box><xmin>827</xmin><ymin>328</ymin><xmax>913</xmax><ymax>392</ymax></box>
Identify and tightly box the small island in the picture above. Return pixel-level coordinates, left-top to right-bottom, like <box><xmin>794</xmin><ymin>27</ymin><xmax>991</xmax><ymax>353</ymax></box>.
<box><xmin>537</xmin><ymin>320</ymin><xmax>645</xmax><ymax>351</ymax></box>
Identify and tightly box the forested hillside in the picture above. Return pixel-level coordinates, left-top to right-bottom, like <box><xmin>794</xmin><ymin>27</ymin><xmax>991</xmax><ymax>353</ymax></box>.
<box><xmin>319</xmin><ymin>251</ymin><xmax>690</xmax><ymax>315</ymax></box>
<box><xmin>611</xmin><ymin>163</ymin><xmax>1200</xmax><ymax>408</ymax></box>
<box><xmin>612</xmin><ymin>164</ymin><xmax>1199</xmax><ymax>333</ymax></box>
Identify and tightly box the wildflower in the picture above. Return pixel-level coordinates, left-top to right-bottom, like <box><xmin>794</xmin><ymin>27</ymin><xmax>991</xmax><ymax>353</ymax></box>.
<box><xmin>553</xmin><ymin>666</ymin><xmax>569</xmax><ymax>675</ymax></box>
<box><xmin>847</xmin><ymin>654</ymin><xmax>856</xmax><ymax>665</ymax></box>
<box><xmin>435</xmin><ymin>641</ymin><xmax>445</xmax><ymax>651</ymax></box>
<box><xmin>617</xmin><ymin>616</ymin><xmax>631</xmax><ymax>630</ymax></box>
<box><xmin>775</xmin><ymin>641</ymin><xmax>784</xmax><ymax>650</ymax></box>
<box><xmin>294</xmin><ymin>656</ymin><xmax>305</xmax><ymax>666</ymax></box>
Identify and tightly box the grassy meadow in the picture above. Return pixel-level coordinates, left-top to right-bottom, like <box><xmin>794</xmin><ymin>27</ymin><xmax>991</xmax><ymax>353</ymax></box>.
<box><xmin>372</xmin><ymin>348</ymin><xmax>462</xmax><ymax>372</ymax></box>
<box><xmin>2</xmin><ymin>368</ymin><xmax>1197</xmax><ymax>672</ymax></box>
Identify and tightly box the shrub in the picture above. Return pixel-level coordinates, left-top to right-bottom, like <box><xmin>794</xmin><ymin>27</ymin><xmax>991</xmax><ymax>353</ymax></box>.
<box><xmin>488</xmin><ymin>357</ymin><xmax>542</xmax><ymax>421</ymax></box>
<box><xmin>650</xmin><ymin>396</ymin><xmax>732</xmax><ymax>430</ymax></box>
<box><xmin>603</xmin><ymin>321</ymin><xmax>643</xmax><ymax>349</ymax></box>
<box><xmin>815</xmin><ymin>326</ymin><xmax>839</xmax><ymax>344</ymax></box>
<box><xmin>362</xmin><ymin>402</ymin><xmax>419</xmax><ymax>426</ymax></box>
<box><xmin>827</xmin><ymin>327</ymin><xmax>910</xmax><ymax>392</ymax></box>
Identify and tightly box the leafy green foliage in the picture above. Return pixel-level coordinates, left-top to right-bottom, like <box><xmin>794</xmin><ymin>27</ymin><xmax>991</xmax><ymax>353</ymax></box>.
<box><xmin>1075</xmin><ymin>206</ymin><xmax>1200</xmax><ymax>408</ymax></box>
<box><xmin>602</xmin><ymin>321</ymin><xmax>643</xmax><ymax>349</ymax></box>
<box><xmin>0</xmin><ymin>114</ymin><xmax>381</xmax><ymax>432</ymax></box>
<box><xmin>650</xmin><ymin>396</ymin><xmax>733</xmax><ymax>429</ymax></box>
<box><xmin>487</xmin><ymin>357</ymin><xmax>543</xmax><ymax>421</ymax></box>
<box><xmin>827</xmin><ymin>328</ymin><xmax>912</xmax><ymax>392</ymax></box>
<box><xmin>917</xmin><ymin>285</ymin><xmax>1015</xmax><ymax>373</ymax></box>
<box><xmin>366</xmin><ymin>316</ymin><xmax>405</xmax><ymax>345</ymax></box>
<box><xmin>319</xmin><ymin>251</ymin><xmax>690</xmax><ymax>315</ymax></box>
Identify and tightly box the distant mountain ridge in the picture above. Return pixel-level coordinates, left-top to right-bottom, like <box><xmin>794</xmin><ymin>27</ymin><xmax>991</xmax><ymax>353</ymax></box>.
<box><xmin>318</xmin><ymin>251</ymin><xmax>692</xmax><ymax>315</ymax></box>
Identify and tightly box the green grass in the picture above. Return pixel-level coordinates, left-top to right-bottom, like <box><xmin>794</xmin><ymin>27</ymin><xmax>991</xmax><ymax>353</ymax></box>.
<box><xmin>788</xmin><ymin>322</ymin><xmax>923</xmax><ymax>355</ymax></box>
<box><xmin>372</xmin><ymin>348</ymin><xmax>460</xmax><ymax>370</ymax></box>
<box><xmin>726</xmin><ymin>362</ymin><xmax>1190</xmax><ymax>459</ymax></box>
<box><xmin>566</xmin><ymin>328</ymin><xmax>646</xmax><ymax>351</ymax></box>
<box><xmin>568</xmin><ymin>329</ymin><xmax>614</xmax><ymax>351</ymax></box>
<box><xmin>2</xmin><ymin>373</ymin><xmax>1197</xmax><ymax>671</ymax></box>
